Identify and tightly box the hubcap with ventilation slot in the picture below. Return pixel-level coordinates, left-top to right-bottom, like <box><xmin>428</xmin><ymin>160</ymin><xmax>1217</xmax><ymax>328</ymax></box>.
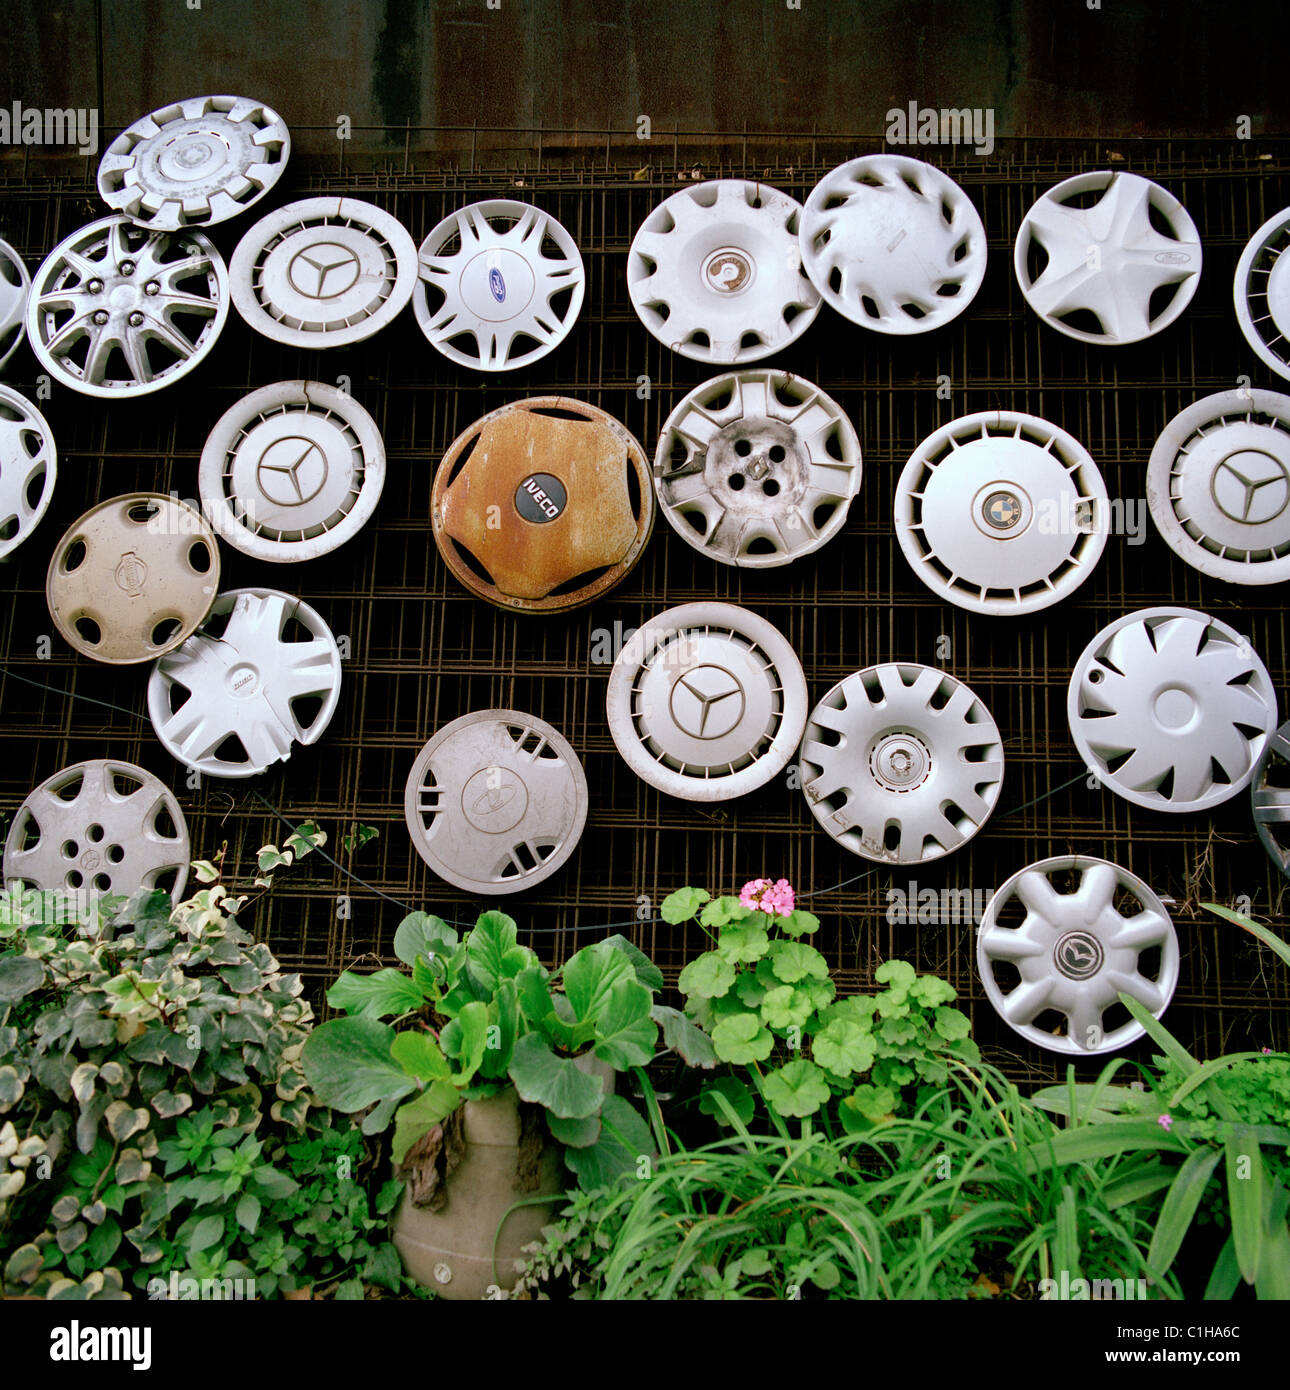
<box><xmin>0</xmin><ymin>384</ymin><xmax>56</xmax><ymax>561</ymax></box>
<box><xmin>97</xmin><ymin>94</ymin><xmax>291</xmax><ymax>232</ymax></box>
<box><xmin>977</xmin><ymin>856</ymin><xmax>1180</xmax><ymax>1055</ymax></box>
<box><xmin>1252</xmin><ymin>720</ymin><xmax>1290</xmax><ymax>877</ymax></box>
<box><xmin>1147</xmin><ymin>389</ymin><xmax>1290</xmax><ymax>585</ymax></box>
<box><xmin>1014</xmin><ymin>171</ymin><xmax>1201</xmax><ymax>344</ymax></box>
<box><xmin>199</xmin><ymin>380</ymin><xmax>386</xmax><ymax>563</ymax></box>
<box><xmin>606</xmin><ymin>602</ymin><xmax>808</xmax><ymax>801</ymax></box>
<box><xmin>799</xmin><ymin>155</ymin><xmax>986</xmax><ymax>335</ymax></box>
<box><xmin>26</xmin><ymin>215</ymin><xmax>228</xmax><ymax>398</ymax></box>
<box><xmin>653</xmin><ymin>369</ymin><xmax>861</xmax><ymax>568</ymax></box>
<box><xmin>799</xmin><ymin>664</ymin><xmax>1004</xmax><ymax>864</ymax></box>
<box><xmin>895</xmin><ymin>410</ymin><xmax>1109</xmax><ymax>614</ymax></box>
<box><xmin>0</xmin><ymin>237</ymin><xmax>31</xmax><ymax>372</ymax></box>
<box><xmin>147</xmin><ymin>587</ymin><xmax>343</xmax><ymax>779</ymax></box>
<box><xmin>230</xmin><ymin>197</ymin><xmax>417</xmax><ymax>348</ymax></box>
<box><xmin>432</xmin><ymin>397</ymin><xmax>653</xmax><ymax>613</ymax></box>
<box><xmin>47</xmin><ymin>493</ymin><xmax>220</xmax><ymax>665</ymax></box>
<box><xmin>404</xmin><ymin>710</ymin><xmax>588</xmax><ymax>895</ymax></box>
<box><xmin>1068</xmin><ymin>606</ymin><xmax>1277</xmax><ymax>813</ymax></box>
<box><xmin>627</xmin><ymin>180</ymin><xmax>820</xmax><ymax>363</ymax></box>
<box><xmin>4</xmin><ymin>759</ymin><xmax>189</xmax><ymax>905</ymax></box>
<box><xmin>1234</xmin><ymin>207</ymin><xmax>1290</xmax><ymax>384</ymax></box>
<box><xmin>415</xmin><ymin>200</ymin><xmax>585</xmax><ymax>371</ymax></box>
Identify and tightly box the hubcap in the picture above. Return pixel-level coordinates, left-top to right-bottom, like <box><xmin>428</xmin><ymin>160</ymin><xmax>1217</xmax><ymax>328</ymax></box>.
<box><xmin>1234</xmin><ymin>206</ymin><xmax>1290</xmax><ymax>383</ymax></box>
<box><xmin>0</xmin><ymin>237</ymin><xmax>31</xmax><ymax>372</ymax></box>
<box><xmin>0</xmin><ymin>384</ymin><xmax>57</xmax><ymax>561</ymax></box>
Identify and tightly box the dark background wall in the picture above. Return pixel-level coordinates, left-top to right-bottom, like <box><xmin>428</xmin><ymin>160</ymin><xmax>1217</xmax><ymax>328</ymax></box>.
<box><xmin>2</xmin><ymin>0</ymin><xmax>1288</xmax><ymax>163</ymax></box>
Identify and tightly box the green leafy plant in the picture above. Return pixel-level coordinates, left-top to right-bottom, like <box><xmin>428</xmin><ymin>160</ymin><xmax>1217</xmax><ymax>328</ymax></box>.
<box><xmin>666</xmin><ymin>883</ymin><xmax>977</xmax><ymax>1131</ymax></box>
<box><xmin>302</xmin><ymin>911</ymin><xmax>699</xmax><ymax>1188</ymax></box>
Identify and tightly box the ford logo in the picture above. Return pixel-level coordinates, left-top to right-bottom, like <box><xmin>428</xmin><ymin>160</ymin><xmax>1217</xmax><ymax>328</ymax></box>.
<box><xmin>1153</xmin><ymin>251</ymin><xmax>1191</xmax><ymax>266</ymax></box>
<box><xmin>489</xmin><ymin>267</ymin><xmax>506</xmax><ymax>303</ymax></box>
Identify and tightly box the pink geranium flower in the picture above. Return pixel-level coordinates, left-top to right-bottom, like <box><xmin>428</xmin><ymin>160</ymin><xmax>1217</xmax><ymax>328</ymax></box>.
<box><xmin>740</xmin><ymin>877</ymin><xmax>796</xmax><ymax>917</ymax></box>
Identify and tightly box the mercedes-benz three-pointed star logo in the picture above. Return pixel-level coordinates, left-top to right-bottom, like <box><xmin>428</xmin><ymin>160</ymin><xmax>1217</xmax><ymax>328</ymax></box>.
<box><xmin>669</xmin><ymin>664</ymin><xmax>746</xmax><ymax>740</ymax></box>
<box><xmin>1211</xmin><ymin>450</ymin><xmax>1290</xmax><ymax>525</ymax></box>
<box><xmin>287</xmin><ymin>241</ymin><xmax>362</xmax><ymax>300</ymax></box>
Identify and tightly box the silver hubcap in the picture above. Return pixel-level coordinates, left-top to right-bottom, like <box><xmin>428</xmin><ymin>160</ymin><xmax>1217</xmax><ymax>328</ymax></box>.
<box><xmin>415</xmin><ymin>201</ymin><xmax>585</xmax><ymax>371</ymax></box>
<box><xmin>26</xmin><ymin>216</ymin><xmax>228</xmax><ymax>398</ymax></box>
<box><xmin>896</xmin><ymin>411</ymin><xmax>1109</xmax><ymax>615</ymax></box>
<box><xmin>977</xmin><ymin>856</ymin><xmax>1180</xmax><ymax>1055</ymax></box>
<box><xmin>1015</xmin><ymin>171</ymin><xmax>1201</xmax><ymax>344</ymax></box>
<box><xmin>0</xmin><ymin>237</ymin><xmax>31</xmax><ymax>372</ymax></box>
<box><xmin>628</xmin><ymin>180</ymin><xmax>820</xmax><ymax>363</ymax></box>
<box><xmin>799</xmin><ymin>155</ymin><xmax>987</xmax><ymax>334</ymax></box>
<box><xmin>404</xmin><ymin>711</ymin><xmax>587</xmax><ymax>895</ymax></box>
<box><xmin>800</xmin><ymin>664</ymin><xmax>1004</xmax><ymax>864</ymax></box>
<box><xmin>198</xmin><ymin>380</ymin><xmax>386</xmax><ymax>562</ymax></box>
<box><xmin>653</xmin><ymin>370</ymin><xmax>861</xmax><ymax>568</ymax></box>
<box><xmin>98</xmin><ymin>95</ymin><xmax>291</xmax><ymax>231</ymax></box>
<box><xmin>148</xmin><ymin>588</ymin><xmax>343</xmax><ymax>779</ymax></box>
<box><xmin>1252</xmin><ymin>720</ymin><xmax>1290</xmax><ymax>877</ymax></box>
<box><xmin>0</xmin><ymin>384</ymin><xmax>57</xmax><ymax>560</ymax></box>
<box><xmin>606</xmin><ymin>602</ymin><xmax>808</xmax><ymax>802</ymax></box>
<box><xmin>1068</xmin><ymin>607</ymin><xmax>1278</xmax><ymax>812</ymax></box>
<box><xmin>230</xmin><ymin>197</ymin><xmax>417</xmax><ymax>348</ymax></box>
<box><xmin>1234</xmin><ymin>206</ymin><xmax>1290</xmax><ymax>383</ymax></box>
<box><xmin>3</xmin><ymin>759</ymin><xmax>189</xmax><ymax>904</ymax></box>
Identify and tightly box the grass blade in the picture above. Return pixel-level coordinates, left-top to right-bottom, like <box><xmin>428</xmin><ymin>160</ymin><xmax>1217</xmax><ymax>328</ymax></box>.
<box><xmin>1225</xmin><ymin>1132</ymin><xmax>1263</xmax><ymax>1285</ymax></box>
<box><xmin>1147</xmin><ymin>1147</ymin><xmax>1221</xmax><ymax>1276</ymax></box>
<box><xmin>1202</xmin><ymin>902</ymin><xmax>1290</xmax><ymax>967</ymax></box>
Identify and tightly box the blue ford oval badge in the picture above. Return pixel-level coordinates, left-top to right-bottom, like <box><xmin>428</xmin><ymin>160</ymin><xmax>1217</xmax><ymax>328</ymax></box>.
<box><xmin>489</xmin><ymin>267</ymin><xmax>506</xmax><ymax>303</ymax></box>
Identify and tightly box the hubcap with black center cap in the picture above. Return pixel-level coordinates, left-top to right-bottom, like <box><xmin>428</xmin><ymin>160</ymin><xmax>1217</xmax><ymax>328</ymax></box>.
<box><xmin>404</xmin><ymin>710</ymin><xmax>588</xmax><ymax>895</ymax></box>
<box><xmin>199</xmin><ymin>380</ymin><xmax>386</xmax><ymax>563</ymax></box>
<box><xmin>1067</xmin><ymin>607</ymin><xmax>1278</xmax><ymax>813</ymax></box>
<box><xmin>977</xmin><ymin>856</ymin><xmax>1180</xmax><ymax>1055</ymax></box>
<box><xmin>1146</xmin><ymin>389</ymin><xmax>1290</xmax><ymax>584</ymax></box>
<box><xmin>627</xmin><ymin>180</ymin><xmax>819</xmax><ymax>363</ymax></box>
<box><xmin>97</xmin><ymin>94</ymin><xmax>291</xmax><ymax>231</ymax></box>
<box><xmin>4</xmin><ymin>759</ymin><xmax>189</xmax><ymax>904</ymax></box>
<box><xmin>432</xmin><ymin>397</ymin><xmax>653</xmax><ymax>613</ymax></box>
<box><xmin>799</xmin><ymin>664</ymin><xmax>1004</xmax><ymax>864</ymax></box>
<box><xmin>605</xmin><ymin>602</ymin><xmax>808</xmax><ymax>802</ymax></box>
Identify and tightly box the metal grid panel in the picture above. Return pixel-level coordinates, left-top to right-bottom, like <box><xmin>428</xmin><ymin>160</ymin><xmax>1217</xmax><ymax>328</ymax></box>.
<box><xmin>1</xmin><ymin>135</ymin><xmax>1287</xmax><ymax>1084</ymax></box>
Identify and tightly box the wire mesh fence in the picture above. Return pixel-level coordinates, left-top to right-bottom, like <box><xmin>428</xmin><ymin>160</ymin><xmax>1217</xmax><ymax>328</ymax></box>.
<box><xmin>1</xmin><ymin>133</ymin><xmax>1287</xmax><ymax>1083</ymax></box>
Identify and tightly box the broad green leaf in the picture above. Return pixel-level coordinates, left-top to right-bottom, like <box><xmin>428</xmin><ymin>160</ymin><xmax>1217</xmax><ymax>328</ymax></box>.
<box><xmin>547</xmin><ymin>1112</ymin><xmax>601</xmax><ymax>1149</ymax></box>
<box><xmin>715</xmin><ymin>923</ymin><xmax>770</xmax><ymax>963</ymax></box>
<box><xmin>699</xmin><ymin>896</ymin><xmax>748</xmax><ymax>928</ymax></box>
<box><xmin>710</xmin><ymin>1012</ymin><xmax>774</xmax><ymax>1065</ymax></box>
<box><xmin>766</xmin><ymin>941</ymin><xmax>828</xmax><ymax>984</ymax></box>
<box><xmin>591</xmin><ymin>979</ymin><xmax>657</xmax><ymax>1070</ymax></box>
<box><xmin>812</xmin><ymin>1017</ymin><xmax>877</xmax><ymax>1079</ymax></box>
<box><xmin>598</xmin><ymin>935</ymin><xmax>664</xmax><ymax>991</ymax></box>
<box><xmin>467</xmin><ymin>910</ymin><xmax>529</xmax><ymax>991</ymax></box>
<box><xmin>1204</xmin><ymin>1236</ymin><xmax>1242</xmax><ymax>1300</ymax></box>
<box><xmin>651</xmin><ymin>1005</ymin><xmax>718</xmax><ymax>1068</ymax></box>
<box><xmin>678</xmin><ymin>951</ymin><xmax>736</xmax><ymax>1000</ymax></box>
<box><xmin>1203</xmin><ymin>901</ymin><xmax>1290</xmax><ymax>968</ymax></box>
<box><xmin>1148</xmin><ymin>1147</ymin><xmax>1222</xmax><ymax>1276</ymax></box>
<box><xmin>0</xmin><ymin>954</ymin><xmax>43</xmax><ymax>1002</ymax></box>
<box><xmin>440</xmin><ymin>1000</ymin><xmax>488</xmax><ymax>1083</ymax></box>
<box><xmin>660</xmin><ymin>887</ymin><xmax>710</xmax><ymax>924</ymax></box>
<box><xmin>301</xmin><ymin>1017</ymin><xmax>416</xmax><ymax>1114</ymax></box>
<box><xmin>515</xmin><ymin>967</ymin><xmax>581</xmax><ymax>1051</ymax></box>
<box><xmin>478</xmin><ymin>978</ymin><xmax>519</xmax><ymax>1081</ymax></box>
<box><xmin>235</xmin><ymin>1193</ymin><xmax>261</xmax><ymax>1234</ymax></box>
<box><xmin>391</xmin><ymin>1082</ymin><xmax>462</xmax><ymax>1166</ymax></box>
<box><xmin>762</xmin><ymin>1060</ymin><xmax>831</xmax><ymax>1118</ymax></box>
<box><xmin>388</xmin><ymin>1030</ymin><xmax>451</xmax><ymax>1083</ymax></box>
<box><xmin>563</xmin><ymin>1095</ymin><xmax>653</xmax><ymax>1190</ymax></box>
<box><xmin>874</xmin><ymin>960</ymin><xmax>916</xmax><ymax>993</ymax></box>
<box><xmin>698</xmin><ymin>1076</ymin><xmax>755</xmax><ymax>1127</ymax></box>
<box><xmin>840</xmin><ymin>1083</ymin><xmax>897</xmax><ymax>1128</ymax></box>
<box><xmin>564</xmin><ymin>941</ymin><xmax>635</xmax><ymax>1025</ymax></box>
<box><xmin>508</xmin><ymin>1035</ymin><xmax>604</xmax><ymax>1119</ymax></box>
<box><xmin>1226</xmin><ymin>1131</ymin><xmax>1263</xmax><ymax>1285</ymax></box>
<box><xmin>188</xmin><ymin>1215</ymin><xmax>224</xmax><ymax>1254</ymax></box>
<box><xmin>779</xmin><ymin>908</ymin><xmax>820</xmax><ymax>938</ymax></box>
<box><xmin>393</xmin><ymin>913</ymin><xmax>458</xmax><ymax>968</ymax></box>
<box><xmin>1019</xmin><ymin>1120</ymin><xmax>1187</xmax><ymax>1171</ymax></box>
<box><xmin>759</xmin><ymin>984</ymin><xmax>814</xmax><ymax>1030</ymax></box>
<box><xmin>327</xmin><ymin>967</ymin><xmax>426</xmax><ymax>1019</ymax></box>
<box><xmin>933</xmin><ymin>1007</ymin><xmax>971</xmax><ymax>1042</ymax></box>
